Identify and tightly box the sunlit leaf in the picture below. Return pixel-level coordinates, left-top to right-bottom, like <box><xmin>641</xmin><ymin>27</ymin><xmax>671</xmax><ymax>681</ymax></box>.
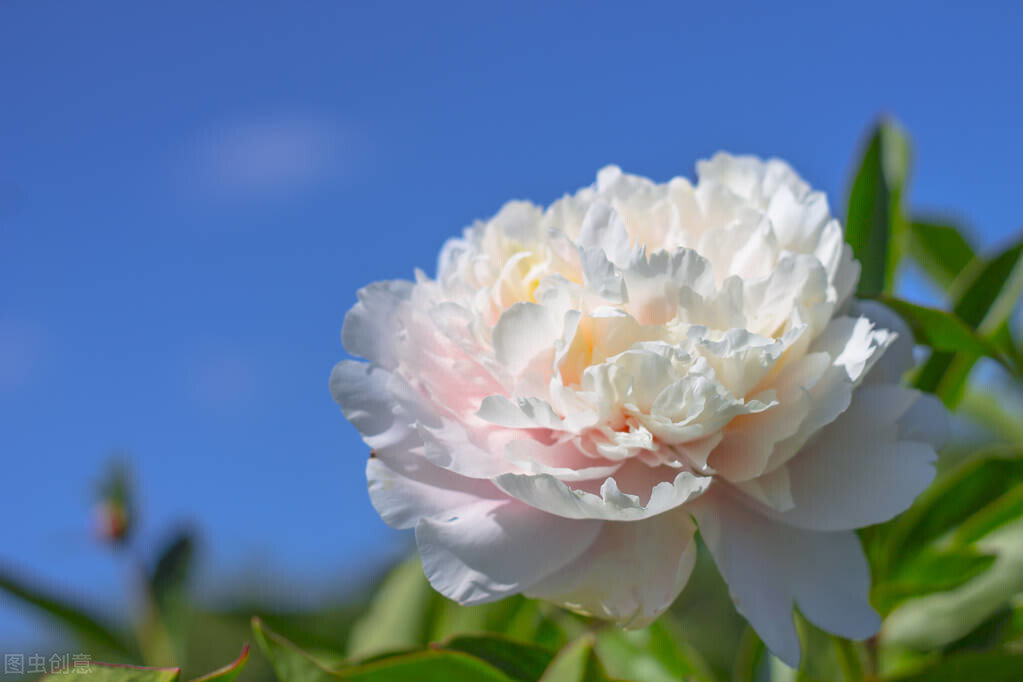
<box><xmin>915</xmin><ymin>236</ymin><xmax>1023</xmax><ymax>405</ymax></box>
<box><xmin>538</xmin><ymin>634</ymin><xmax>618</xmax><ymax>682</ymax></box>
<box><xmin>0</xmin><ymin>565</ymin><xmax>133</xmax><ymax>655</ymax></box>
<box><xmin>907</xmin><ymin>219</ymin><xmax>976</xmax><ymax>291</ymax></box>
<box><xmin>873</xmin><ymin>547</ymin><xmax>997</xmax><ymax>614</ymax></box>
<box><xmin>253</xmin><ymin>616</ymin><xmax>342</xmax><ymax>682</ymax></box>
<box><xmin>346</xmin><ymin>557</ymin><xmax>439</xmax><ymax>659</ymax></box>
<box><xmin>879</xmin><ymin>445</ymin><xmax>1023</xmax><ymax>574</ymax></box>
<box><xmin>884</xmin><ymin>518</ymin><xmax>1023</xmax><ymax>649</ymax></box>
<box><xmin>873</xmin><ymin>295</ymin><xmax>1008</xmax><ymax>363</ymax></box>
<box><xmin>845</xmin><ymin>119</ymin><xmax>911</xmax><ymax>297</ymax></box>
<box><xmin>595</xmin><ymin>619</ymin><xmax>716</xmax><ymax>682</ymax></box>
<box><xmin>189</xmin><ymin>644</ymin><xmax>249</xmax><ymax>682</ymax></box>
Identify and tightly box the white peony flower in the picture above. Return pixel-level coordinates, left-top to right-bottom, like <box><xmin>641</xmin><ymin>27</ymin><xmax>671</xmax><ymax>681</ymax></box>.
<box><xmin>331</xmin><ymin>154</ymin><xmax>946</xmax><ymax>666</ymax></box>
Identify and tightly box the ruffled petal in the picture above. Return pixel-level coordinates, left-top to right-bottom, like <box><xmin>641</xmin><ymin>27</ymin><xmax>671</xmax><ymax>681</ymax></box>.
<box><xmin>494</xmin><ymin>467</ymin><xmax>710</xmax><ymax>521</ymax></box>
<box><xmin>341</xmin><ymin>280</ymin><xmax>413</xmax><ymax>369</ymax></box>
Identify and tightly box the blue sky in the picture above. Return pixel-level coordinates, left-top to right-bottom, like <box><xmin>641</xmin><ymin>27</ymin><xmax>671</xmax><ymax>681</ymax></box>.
<box><xmin>2</xmin><ymin>0</ymin><xmax>1021</xmax><ymax>644</ymax></box>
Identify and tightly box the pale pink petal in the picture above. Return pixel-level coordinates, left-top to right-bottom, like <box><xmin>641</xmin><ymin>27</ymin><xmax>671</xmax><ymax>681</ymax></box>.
<box><xmin>415</xmin><ymin>499</ymin><xmax>602</xmax><ymax>605</ymax></box>
<box><xmin>525</xmin><ymin>509</ymin><xmax>698</xmax><ymax>627</ymax></box>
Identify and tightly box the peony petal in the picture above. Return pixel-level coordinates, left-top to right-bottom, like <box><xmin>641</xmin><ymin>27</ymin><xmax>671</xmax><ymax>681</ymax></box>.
<box><xmin>769</xmin><ymin>384</ymin><xmax>938</xmax><ymax>531</ymax></box>
<box><xmin>341</xmin><ymin>280</ymin><xmax>414</xmax><ymax>369</ymax></box>
<box><xmin>692</xmin><ymin>489</ymin><xmax>880</xmax><ymax>668</ymax></box>
<box><xmin>415</xmin><ymin>498</ymin><xmax>602</xmax><ymax>605</ymax></box>
<box><xmin>494</xmin><ymin>468</ymin><xmax>710</xmax><ymax>521</ymax></box>
<box><xmin>525</xmin><ymin>509</ymin><xmax>698</xmax><ymax>627</ymax></box>
<box><xmin>330</xmin><ymin>361</ymin><xmax>429</xmax><ymax>456</ymax></box>
<box><xmin>491</xmin><ymin>302</ymin><xmax>559</xmax><ymax>374</ymax></box>
<box><xmin>367</xmin><ymin>455</ymin><xmax>503</xmax><ymax>530</ymax></box>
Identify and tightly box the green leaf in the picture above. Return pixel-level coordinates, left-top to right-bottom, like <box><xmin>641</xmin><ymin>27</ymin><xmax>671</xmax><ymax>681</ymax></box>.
<box><xmin>845</xmin><ymin>118</ymin><xmax>911</xmax><ymax>297</ymax></box>
<box><xmin>189</xmin><ymin>644</ymin><xmax>250</xmax><ymax>682</ymax></box>
<box><xmin>872</xmin><ymin>295</ymin><xmax>1008</xmax><ymax>363</ymax></box>
<box><xmin>880</xmin><ymin>445</ymin><xmax>1023</xmax><ymax>574</ymax></box>
<box><xmin>538</xmin><ymin>634</ymin><xmax>618</xmax><ymax>682</ymax></box>
<box><xmin>915</xmin><ymin>236</ymin><xmax>1023</xmax><ymax>406</ymax></box>
<box><xmin>439</xmin><ymin>634</ymin><xmax>555</xmax><ymax>682</ymax></box>
<box><xmin>256</xmin><ymin>616</ymin><xmax>515</xmax><ymax>682</ymax></box>
<box><xmin>339</xmin><ymin>650</ymin><xmax>515</xmax><ymax>681</ymax></box>
<box><xmin>886</xmin><ymin>651</ymin><xmax>1023</xmax><ymax>681</ymax></box>
<box><xmin>346</xmin><ymin>557</ymin><xmax>439</xmax><ymax>659</ymax></box>
<box><xmin>43</xmin><ymin>662</ymin><xmax>180</xmax><ymax>681</ymax></box>
<box><xmin>149</xmin><ymin>531</ymin><xmax>195</xmax><ymax>662</ymax></box>
<box><xmin>594</xmin><ymin>619</ymin><xmax>716</xmax><ymax>682</ymax></box>
<box><xmin>884</xmin><ymin>517</ymin><xmax>1023</xmax><ymax>649</ymax></box>
<box><xmin>0</xmin><ymin>564</ymin><xmax>133</xmax><ymax>655</ymax></box>
<box><xmin>873</xmin><ymin>547</ymin><xmax>997</xmax><ymax>614</ymax></box>
<box><xmin>253</xmin><ymin>616</ymin><xmax>342</xmax><ymax>682</ymax></box>
<box><xmin>907</xmin><ymin>219</ymin><xmax>976</xmax><ymax>290</ymax></box>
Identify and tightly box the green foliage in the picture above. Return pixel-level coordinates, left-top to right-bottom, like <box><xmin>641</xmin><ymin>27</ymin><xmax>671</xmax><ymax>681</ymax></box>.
<box><xmin>846</xmin><ymin>118</ymin><xmax>911</xmax><ymax>297</ymax></box>
<box><xmin>12</xmin><ymin>117</ymin><xmax>1023</xmax><ymax>681</ymax></box>
<box><xmin>907</xmin><ymin>219</ymin><xmax>976</xmax><ymax>291</ymax></box>
<box><xmin>913</xmin><ymin>236</ymin><xmax>1023</xmax><ymax>406</ymax></box>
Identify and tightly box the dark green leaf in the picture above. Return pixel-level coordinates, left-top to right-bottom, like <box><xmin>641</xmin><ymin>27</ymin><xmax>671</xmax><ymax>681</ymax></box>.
<box><xmin>907</xmin><ymin>219</ymin><xmax>976</xmax><ymax>290</ymax></box>
<box><xmin>538</xmin><ymin>634</ymin><xmax>619</xmax><ymax>682</ymax></box>
<box><xmin>845</xmin><ymin>119</ymin><xmax>911</xmax><ymax>297</ymax></box>
<box><xmin>189</xmin><ymin>644</ymin><xmax>250</xmax><ymax>682</ymax></box>
<box><xmin>887</xmin><ymin>651</ymin><xmax>1023</xmax><ymax>681</ymax></box>
<box><xmin>915</xmin><ymin>237</ymin><xmax>1023</xmax><ymax>406</ymax></box>
<box><xmin>438</xmin><ymin>634</ymin><xmax>554</xmax><ymax>681</ymax></box>
<box><xmin>0</xmin><ymin>564</ymin><xmax>133</xmax><ymax>655</ymax></box>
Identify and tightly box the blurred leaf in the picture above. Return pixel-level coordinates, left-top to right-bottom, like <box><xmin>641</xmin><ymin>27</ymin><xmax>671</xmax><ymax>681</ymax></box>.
<box><xmin>846</xmin><ymin>118</ymin><xmax>911</xmax><ymax>297</ymax></box>
<box><xmin>873</xmin><ymin>547</ymin><xmax>997</xmax><ymax>614</ymax></box>
<box><xmin>44</xmin><ymin>662</ymin><xmax>180</xmax><ymax>681</ymax></box>
<box><xmin>886</xmin><ymin>651</ymin><xmax>1023</xmax><ymax>680</ymax></box>
<box><xmin>595</xmin><ymin>618</ymin><xmax>716</xmax><ymax>682</ymax></box>
<box><xmin>958</xmin><ymin>387</ymin><xmax>1023</xmax><ymax>443</ymax></box>
<box><xmin>880</xmin><ymin>445</ymin><xmax>1023</xmax><ymax>575</ymax></box>
<box><xmin>150</xmin><ymin>531</ymin><xmax>195</xmax><ymax>662</ymax></box>
<box><xmin>915</xmin><ymin>236</ymin><xmax>1023</xmax><ymax>406</ymax></box>
<box><xmin>0</xmin><ymin>564</ymin><xmax>133</xmax><ymax>655</ymax></box>
<box><xmin>884</xmin><ymin>518</ymin><xmax>1023</xmax><ymax>649</ymax></box>
<box><xmin>439</xmin><ymin>634</ymin><xmax>554</xmax><ymax>681</ymax></box>
<box><xmin>730</xmin><ymin>627</ymin><xmax>765</xmax><ymax>682</ymax></box>
<box><xmin>954</xmin><ymin>482</ymin><xmax>1023</xmax><ymax>545</ymax></box>
<box><xmin>907</xmin><ymin>219</ymin><xmax>976</xmax><ymax>291</ymax></box>
<box><xmin>873</xmin><ymin>295</ymin><xmax>1009</xmax><ymax>364</ymax></box>
<box><xmin>338</xmin><ymin>650</ymin><xmax>515</xmax><ymax>681</ymax></box>
<box><xmin>256</xmin><ymin>616</ymin><xmax>516</xmax><ymax>681</ymax></box>
<box><xmin>346</xmin><ymin>557</ymin><xmax>439</xmax><ymax>659</ymax></box>
<box><xmin>190</xmin><ymin>644</ymin><xmax>250</xmax><ymax>682</ymax></box>
<box><xmin>253</xmin><ymin>616</ymin><xmax>342</xmax><ymax>682</ymax></box>
<box><xmin>538</xmin><ymin>634</ymin><xmax>618</xmax><ymax>682</ymax></box>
